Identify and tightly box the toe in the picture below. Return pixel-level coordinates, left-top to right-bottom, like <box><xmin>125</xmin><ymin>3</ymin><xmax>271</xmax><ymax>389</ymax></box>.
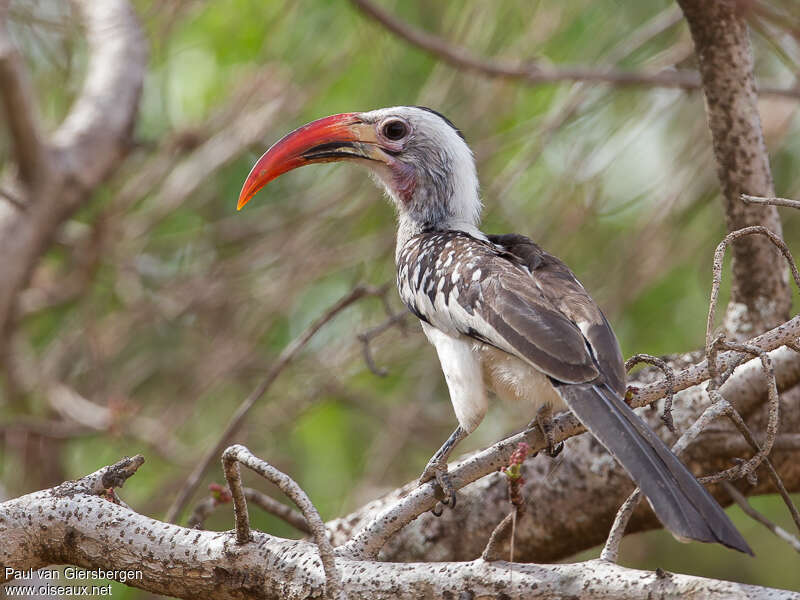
<box><xmin>548</xmin><ymin>442</ymin><xmax>564</xmax><ymax>458</ymax></box>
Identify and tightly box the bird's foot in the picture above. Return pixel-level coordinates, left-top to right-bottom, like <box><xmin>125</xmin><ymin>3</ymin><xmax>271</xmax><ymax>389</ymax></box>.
<box><xmin>545</xmin><ymin>440</ymin><xmax>564</xmax><ymax>458</ymax></box>
<box><xmin>419</xmin><ymin>460</ymin><xmax>456</xmax><ymax>515</ymax></box>
<box><xmin>527</xmin><ymin>405</ymin><xmax>563</xmax><ymax>458</ymax></box>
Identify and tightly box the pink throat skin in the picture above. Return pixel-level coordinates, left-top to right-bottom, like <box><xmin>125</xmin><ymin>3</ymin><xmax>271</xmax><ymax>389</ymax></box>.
<box><xmin>391</xmin><ymin>160</ymin><xmax>417</xmax><ymax>206</ymax></box>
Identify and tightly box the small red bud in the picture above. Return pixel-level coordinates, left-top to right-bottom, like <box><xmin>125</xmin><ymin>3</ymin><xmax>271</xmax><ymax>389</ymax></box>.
<box><xmin>208</xmin><ymin>482</ymin><xmax>232</xmax><ymax>504</ymax></box>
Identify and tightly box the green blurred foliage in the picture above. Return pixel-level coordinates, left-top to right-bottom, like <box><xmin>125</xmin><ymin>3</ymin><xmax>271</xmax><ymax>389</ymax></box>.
<box><xmin>2</xmin><ymin>0</ymin><xmax>800</xmax><ymax>596</ymax></box>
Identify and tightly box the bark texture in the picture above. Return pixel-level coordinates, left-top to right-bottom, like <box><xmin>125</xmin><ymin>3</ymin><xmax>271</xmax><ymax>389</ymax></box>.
<box><xmin>1</xmin><ymin>467</ymin><xmax>797</xmax><ymax>600</ymax></box>
<box><xmin>677</xmin><ymin>0</ymin><xmax>790</xmax><ymax>336</ymax></box>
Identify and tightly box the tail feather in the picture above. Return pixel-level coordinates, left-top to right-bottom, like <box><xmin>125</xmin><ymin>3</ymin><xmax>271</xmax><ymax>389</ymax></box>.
<box><xmin>556</xmin><ymin>382</ymin><xmax>752</xmax><ymax>555</ymax></box>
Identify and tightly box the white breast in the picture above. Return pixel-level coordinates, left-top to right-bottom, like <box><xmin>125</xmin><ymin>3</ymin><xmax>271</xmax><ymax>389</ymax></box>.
<box><xmin>422</xmin><ymin>320</ymin><xmax>568</xmax><ymax>436</ymax></box>
<box><xmin>422</xmin><ymin>323</ymin><xmax>488</xmax><ymax>433</ymax></box>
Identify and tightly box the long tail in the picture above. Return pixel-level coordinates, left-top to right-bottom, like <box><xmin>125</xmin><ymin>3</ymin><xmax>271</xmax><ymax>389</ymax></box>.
<box><xmin>555</xmin><ymin>382</ymin><xmax>752</xmax><ymax>554</ymax></box>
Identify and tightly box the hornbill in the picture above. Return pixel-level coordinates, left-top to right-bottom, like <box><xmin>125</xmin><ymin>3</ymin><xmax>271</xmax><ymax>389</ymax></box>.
<box><xmin>237</xmin><ymin>106</ymin><xmax>751</xmax><ymax>554</ymax></box>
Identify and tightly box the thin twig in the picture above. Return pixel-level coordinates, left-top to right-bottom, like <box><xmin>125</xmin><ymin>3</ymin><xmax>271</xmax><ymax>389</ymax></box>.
<box><xmin>691</xmin><ymin>427</ymin><xmax>800</xmax><ymax>533</ymax></box>
<box><xmin>0</xmin><ymin>187</ymin><xmax>26</xmax><ymax>211</ymax></box>
<box><xmin>246</xmin><ymin>487</ymin><xmax>311</xmax><ymax>534</ymax></box>
<box><xmin>357</xmin><ymin>312</ymin><xmax>408</xmax><ymax>376</ymax></box>
<box><xmin>600</xmin><ymin>489</ymin><xmax>641</xmax><ymax>563</ymax></box>
<box><xmin>222</xmin><ymin>445</ymin><xmax>341</xmax><ymax>600</ymax></box>
<box><xmin>625</xmin><ymin>354</ymin><xmax>676</xmax><ymax>432</ymax></box>
<box><xmin>706</xmin><ymin>226</ymin><xmax>800</xmax><ymax>356</ymax></box>
<box><xmin>722</xmin><ymin>481</ymin><xmax>800</xmax><ymax>553</ymax></box>
<box><xmin>700</xmin><ymin>338</ymin><xmax>779</xmax><ymax>485</ymax></box>
<box><xmin>696</xmin><ymin>386</ymin><xmax>800</xmax><ymax>533</ymax></box>
<box><xmin>742</xmin><ymin>194</ymin><xmax>800</xmax><ymax>210</ymax></box>
<box><xmin>166</xmin><ymin>284</ymin><xmax>389</xmax><ymax>523</ymax></box>
<box><xmin>713</xmin><ymin>425</ymin><xmax>800</xmax><ymax>534</ymax></box>
<box><xmin>629</xmin><ymin>315</ymin><xmax>800</xmax><ymax>408</ymax></box>
<box><xmin>601</xmin><ymin>388</ymin><xmax>735</xmax><ymax>563</ymax></box>
<box><xmin>349</xmin><ymin>0</ymin><xmax>800</xmax><ymax>99</ymax></box>
<box><xmin>481</xmin><ymin>511</ymin><xmax>515</xmax><ymax>562</ymax></box>
<box><xmin>187</xmin><ymin>497</ymin><xmax>223</xmax><ymax>527</ymax></box>
<box><xmin>0</xmin><ymin>17</ymin><xmax>48</xmax><ymax>187</ymax></box>
<box><xmin>221</xmin><ymin>450</ymin><xmax>249</xmax><ymax>542</ymax></box>
<box><xmin>760</xmin><ymin>459</ymin><xmax>800</xmax><ymax>534</ymax></box>
<box><xmin>599</xmin><ymin>357</ymin><xmax>775</xmax><ymax>564</ymax></box>
<box><xmin>188</xmin><ymin>485</ymin><xmax>311</xmax><ymax>534</ymax></box>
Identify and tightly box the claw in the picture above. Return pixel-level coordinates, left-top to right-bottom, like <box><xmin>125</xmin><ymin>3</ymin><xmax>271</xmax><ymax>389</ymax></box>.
<box><xmin>436</xmin><ymin>467</ymin><xmax>455</xmax><ymax>506</ymax></box>
<box><xmin>533</xmin><ymin>403</ymin><xmax>563</xmax><ymax>458</ymax></box>
<box><xmin>419</xmin><ymin>460</ymin><xmax>457</xmax><ymax>513</ymax></box>
<box><xmin>419</xmin><ymin>426</ymin><xmax>467</xmax><ymax>515</ymax></box>
<box><xmin>547</xmin><ymin>441</ymin><xmax>564</xmax><ymax>458</ymax></box>
<box><xmin>448</xmin><ymin>488</ymin><xmax>457</xmax><ymax>509</ymax></box>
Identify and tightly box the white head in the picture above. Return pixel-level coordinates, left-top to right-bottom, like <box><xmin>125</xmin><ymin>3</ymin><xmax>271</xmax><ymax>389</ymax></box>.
<box><xmin>237</xmin><ymin>106</ymin><xmax>481</xmax><ymax>232</ymax></box>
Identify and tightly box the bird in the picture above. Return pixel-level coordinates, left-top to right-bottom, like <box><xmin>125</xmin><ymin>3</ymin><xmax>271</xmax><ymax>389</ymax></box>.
<box><xmin>236</xmin><ymin>106</ymin><xmax>752</xmax><ymax>554</ymax></box>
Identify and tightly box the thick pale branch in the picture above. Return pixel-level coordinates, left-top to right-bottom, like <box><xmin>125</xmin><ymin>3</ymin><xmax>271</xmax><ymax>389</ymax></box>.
<box><xmin>51</xmin><ymin>0</ymin><xmax>146</xmax><ymax>189</ymax></box>
<box><xmin>1</xmin><ymin>484</ymin><xmax>795</xmax><ymax>599</ymax></box>
<box><xmin>0</xmin><ymin>0</ymin><xmax>146</xmax><ymax>368</ymax></box>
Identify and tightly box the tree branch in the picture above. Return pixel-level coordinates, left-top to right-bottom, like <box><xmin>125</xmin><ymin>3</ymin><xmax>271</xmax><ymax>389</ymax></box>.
<box><xmin>722</xmin><ymin>481</ymin><xmax>800</xmax><ymax>553</ymax></box>
<box><xmin>742</xmin><ymin>194</ymin><xmax>800</xmax><ymax>210</ymax></box>
<box><xmin>0</xmin><ymin>9</ymin><xmax>47</xmax><ymax>188</ymax></box>
<box><xmin>677</xmin><ymin>0</ymin><xmax>790</xmax><ymax>335</ymax></box>
<box><xmin>221</xmin><ymin>445</ymin><xmax>341</xmax><ymax>599</ymax></box>
<box><xmin>188</xmin><ymin>485</ymin><xmax>311</xmax><ymax>534</ymax></box>
<box><xmin>1</xmin><ymin>466</ymin><xmax>796</xmax><ymax>599</ymax></box>
<box><xmin>0</xmin><ymin>0</ymin><xmax>146</xmax><ymax>397</ymax></box>
<box><xmin>51</xmin><ymin>0</ymin><xmax>146</xmax><ymax>188</ymax></box>
<box><xmin>349</xmin><ymin>0</ymin><xmax>800</xmax><ymax>99</ymax></box>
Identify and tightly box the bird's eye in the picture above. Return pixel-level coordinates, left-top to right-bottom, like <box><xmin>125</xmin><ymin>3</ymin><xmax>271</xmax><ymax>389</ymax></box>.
<box><xmin>382</xmin><ymin>120</ymin><xmax>408</xmax><ymax>141</ymax></box>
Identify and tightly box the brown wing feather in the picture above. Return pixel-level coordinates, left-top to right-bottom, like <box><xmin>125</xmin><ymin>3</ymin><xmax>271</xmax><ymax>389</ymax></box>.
<box><xmin>473</xmin><ymin>268</ymin><xmax>599</xmax><ymax>383</ymax></box>
<box><xmin>487</xmin><ymin>233</ymin><xmax>626</xmax><ymax>395</ymax></box>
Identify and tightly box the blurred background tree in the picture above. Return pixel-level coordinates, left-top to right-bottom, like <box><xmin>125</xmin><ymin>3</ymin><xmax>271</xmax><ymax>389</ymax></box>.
<box><xmin>1</xmin><ymin>0</ymin><xmax>799</xmax><ymax>596</ymax></box>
